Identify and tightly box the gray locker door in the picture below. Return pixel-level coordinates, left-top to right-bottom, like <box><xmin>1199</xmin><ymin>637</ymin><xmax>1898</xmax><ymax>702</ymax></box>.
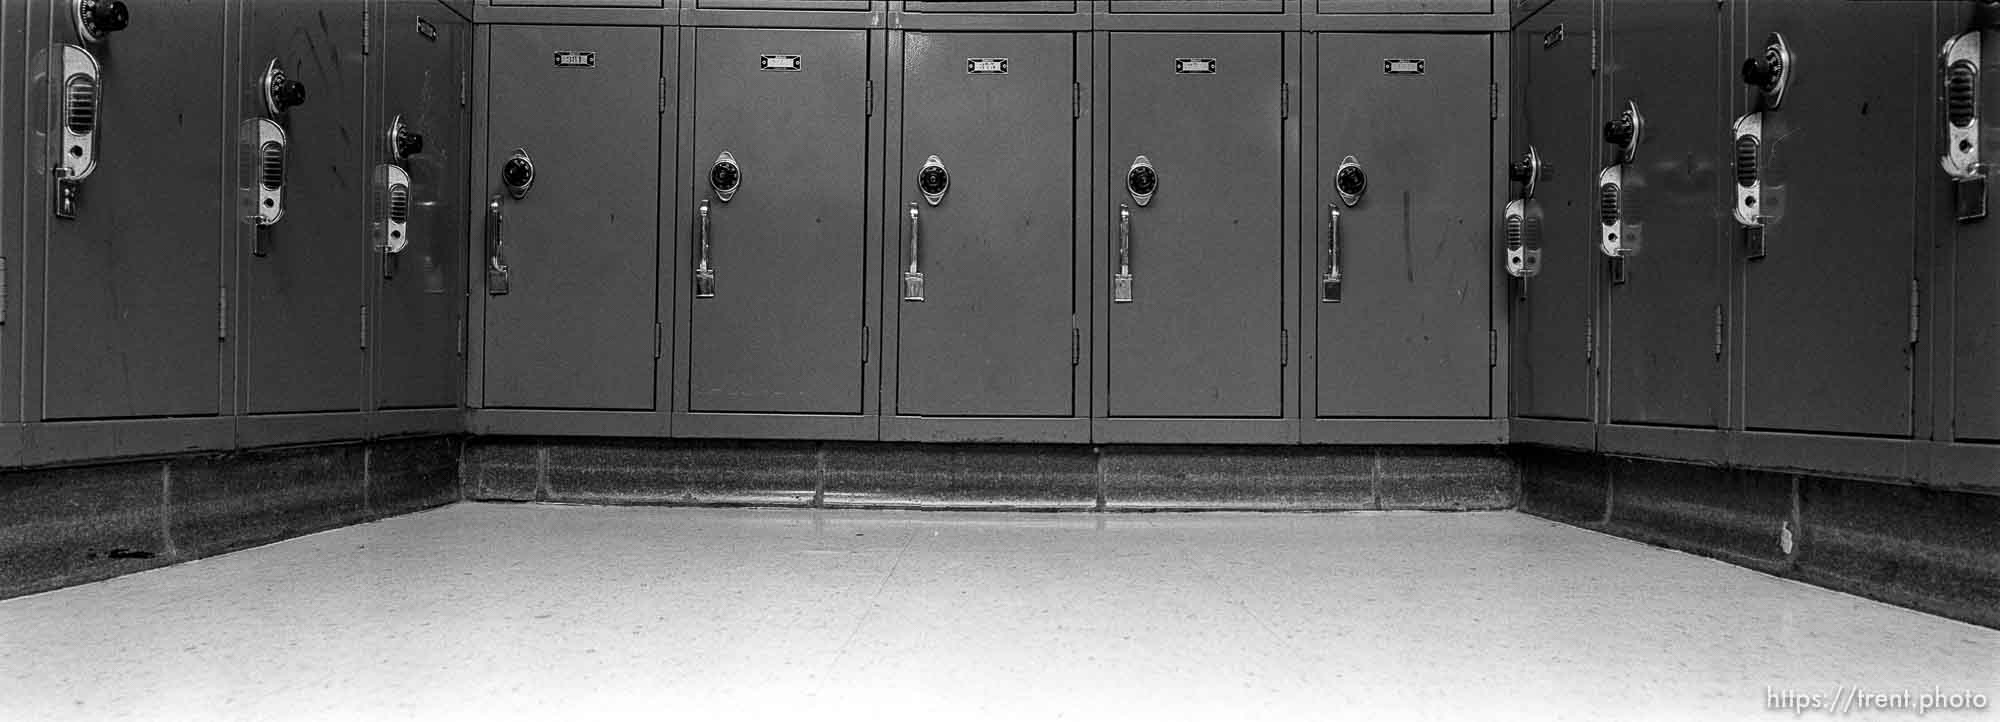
<box><xmin>1512</xmin><ymin>1</ymin><xmax>1594</xmax><ymax>421</ymax></box>
<box><xmin>896</xmin><ymin>32</ymin><xmax>1075</xmax><ymax>417</ymax></box>
<box><xmin>1106</xmin><ymin>33</ymin><xmax>1283</xmax><ymax>418</ymax></box>
<box><xmin>1741</xmin><ymin>2</ymin><xmax>1923</xmax><ymax>437</ymax></box>
<box><xmin>689</xmin><ymin>28</ymin><xmax>868</xmax><ymax>414</ymax></box>
<box><xmin>1317</xmin><ymin>0</ymin><xmax>1492</xmax><ymax>14</ymax></box>
<box><xmin>242</xmin><ymin>0</ymin><xmax>367</xmax><ymax>415</ymax></box>
<box><xmin>1315</xmin><ymin>33</ymin><xmax>1490</xmax><ymax>418</ymax></box>
<box><xmin>1959</xmin><ymin>209</ymin><xmax>2000</xmax><ymax>441</ymax></box>
<box><xmin>376</xmin><ymin>0</ymin><xmax>466</xmax><ymax>411</ymax></box>
<box><xmin>698</xmin><ymin>1</ymin><xmax>871</xmax><ymax>8</ymax></box>
<box><xmin>903</xmin><ymin>2</ymin><xmax>1077</xmax><ymax>12</ymax></box>
<box><xmin>43</xmin><ymin>4</ymin><xmax>225</xmax><ymax>420</ymax></box>
<box><xmin>484</xmin><ymin>26</ymin><xmax>661</xmax><ymax>410</ymax></box>
<box><xmin>1603</xmin><ymin>0</ymin><xmax>1723</xmax><ymax>428</ymax></box>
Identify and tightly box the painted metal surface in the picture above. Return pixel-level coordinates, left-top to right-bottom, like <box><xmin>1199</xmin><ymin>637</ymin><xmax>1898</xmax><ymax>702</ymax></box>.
<box><xmin>1602</xmin><ymin>0</ymin><xmax>1725</xmax><ymax>428</ymax></box>
<box><xmin>375</xmin><ymin>0</ymin><xmax>467</xmax><ymax>411</ymax></box>
<box><xmin>895</xmin><ymin>32</ymin><xmax>1075</xmax><ymax>417</ymax></box>
<box><xmin>39</xmin><ymin>0</ymin><xmax>225</xmax><ymax>420</ymax></box>
<box><xmin>0</xmin><ymin>0</ymin><xmax>20</xmax><ymax>427</ymax></box>
<box><xmin>1317</xmin><ymin>0</ymin><xmax>1492</xmax><ymax>14</ymax></box>
<box><xmin>1110</xmin><ymin>0</ymin><xmax>1285</xmax><ymax>13</ymax></box>
<box><xmin>696</xmin><ymin>0</ymin><xmax>871</xmax><ymax>9</ymax></box>
<box><xmin>240</xmin><ymin>0</ymin><xmax>367</xmax><ymax>415</ymax></box>
<box><xmin>688</xmin><ymin>28</ymin><xmax>868</xmax><ymax>414</ymax></box>
<box><xmin>482</xmin><ymin>25</ymin><xmax>661</xmax><ymax>410</ymax></box>
<box><xmin>1313</xmin><ymin>33</ymin><xmax>1490</xmax><ymax>418</ymax></box>
<box><xmin>902</xmin><ymin>1</ymin><xmax>1076</xmax><ymax>12</ymax></box>
<box><xmin>491</xmin><ymin>0</ymin><xmax>662</xmax><ymax>7</ymax></box>
<box><xmin>1105</xmin><ymin>32</ymin><xmax>1284</xmax><ymax>418</ymax></box>
<box><xmin>1738</xmin><ymin>1</ymin><xmax>1925</xmax><ymax>438</ymax></box>
<box><xmin>1510</xmin><ymin>0</ymin><xmax>1594</xmax><ymax>421</ymax></box>
<box><xmin>1957</xmin><ymin>8</ymin><xmax>2000</xmax><ymax>443</ymax></box>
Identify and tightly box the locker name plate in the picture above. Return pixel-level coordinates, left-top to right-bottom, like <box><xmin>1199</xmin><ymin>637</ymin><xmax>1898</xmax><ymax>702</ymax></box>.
<box><xmin>967</xmin><ymin>58</ymin><xmax>1008</xmax><ymax>75</ymax></box>
<box><xmin>553</xmin><ymin>51</ymin><xmax>596</xmax><ymax>69</ymax></box>
<box><xmin>1384</xmin><ymin>59</ymin><xmax>1425</xmax><ymax>75</ymax></box>
<box><xmin>416</xmin><ymin>17</ymin><xmax>437</xmax><ymax>41</ymax></box>
<box><xmin>1175</xmin><ymin>58</ymin><xmax>1216</xmax><ymax>74</ymax></box>
<box><xmin>760</xmin><ymin>55</ymin><xmax>802</xmax><ymax>72</ymax></box>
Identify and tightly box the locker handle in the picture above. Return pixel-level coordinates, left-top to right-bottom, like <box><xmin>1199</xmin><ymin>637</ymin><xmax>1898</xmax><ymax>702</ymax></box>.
<box><xmin>1113</xmin><ymin>205</ymin><xmax>1133</xmax><ymax>303</ymax></box>
<box><xmin>485</xmin><ymin>194</ymin><xmax>510</xmax><ymax>295</ymax></box>
<box><xmin>695</xmin><ymin>200</ymin><xmax>715</xmax><ymax>298</ymax></box>
<box><xmin>902</xmin><ymin>203</ymin><xmax>924</xmax><ymax>302</ymax></box>
<box><xmin>1321</xmin><ymin>204</ymin><xmax>1342</xmax><ymax>303</ymax></box>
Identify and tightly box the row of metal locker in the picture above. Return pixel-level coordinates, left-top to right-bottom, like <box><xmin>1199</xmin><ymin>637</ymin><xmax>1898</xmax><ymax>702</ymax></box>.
<box><xmin>478</xmin><ymin>1</ymin><xmax>1502</xmax><ymax>21</ymax></box>
<box><xmin>1509</xmin><ymin>0</ymin><xmax>1997</xmax><ymax>451</ymax></box>
<box><xmin>470</xmin><ymin>24</ymin><xmax>1504</xmax><ymax>443</ymax></box>
<box><xmin>0</xmin><ymin>0</ymin><xmax>468</xmax><ymax>444</ymax></box>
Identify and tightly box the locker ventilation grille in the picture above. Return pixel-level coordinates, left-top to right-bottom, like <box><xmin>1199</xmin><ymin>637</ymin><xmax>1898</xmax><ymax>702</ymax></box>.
<box><xmin>1505</xmin><ymin>213</ymin><xmax>1523</xmax><ymax>251</ymax></box>
<box><xmin>64</xmin><ymin>74</ymin><xmax>97</xmax><ymax>135</ymax></box>
<box><xmin>1949</xmin><ymin>61</ymin><xmax>1977</xmax><ymax>128</ymax></box>
<box><xmin>1734</xmin><ymin>135</ymin><xmax>1758</xmax><ymax>188</ymax></box>
<box><xmin>1598</xmin><ymin>183</ymin><xmax>1620</xmax><ymax>225</ymax></box>
<box><xmin>388</xmin><ymin>184</ymin><xmax>411</xmax><ymax>223</ymax></box>
<box><xmin>259</xmin><ymin>141</ymin><xmax>286</xmax><ymax>191</ymax></box>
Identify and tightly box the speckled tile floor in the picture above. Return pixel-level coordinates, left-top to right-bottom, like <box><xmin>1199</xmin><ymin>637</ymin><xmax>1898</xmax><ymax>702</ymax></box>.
<box><xmin>1</xmin><ymin>503</ymin><xmax>1993</xmax><ymax>721</ymax></box>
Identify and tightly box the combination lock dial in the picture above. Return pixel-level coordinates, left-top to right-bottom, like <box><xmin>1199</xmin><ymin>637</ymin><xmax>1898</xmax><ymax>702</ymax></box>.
<box><xmin>388</xmin><ymin>115</ymin><xmax>424</xmax><ymax>160</ymax></box>
<box><xmin>1741</xmin><ymin>32</ymin><xmax>1794</xmax><ymax>109</ymax></box>
<box><xmin>1335</xmin><ymin>156</ymin><xmax>1366</xmax><ymax>207</ymax></box>
<box><xmin>73</xmin><ymin>0</ymin><xmax>128</xmax><ymax>43</ymax></box>
<box><xmin>261</xmin><ymin>60</ymin><xmax>307</xmax><ymax>115</ymax></box>
<box><xmin>1127</xmin><ymin>155</ymin><xmax>1158</xmax><ymax>206</ymax></box>
<box><xmin>919</xmin><ymin>155</ymin><xmax>949</xmax><ymax>206</ymax></box>
<box><xmin>710</xmin><ymin>151</ymin><xmax>740</xmax><ymax>202</ymax></box>
<box><xmin>1508</xmin><ymin>145</ymin><xmax>1545</xmax><ymax>199</ymax></box>
<box><xmin>502</xmin><ymin>149</ymin><xmax>535</xmax><ymax>199</ymax></box>
<box><xmin>1602</xmin><ymin>101</ymin><xmax>1643</xmax><ymax>163</ymax></box>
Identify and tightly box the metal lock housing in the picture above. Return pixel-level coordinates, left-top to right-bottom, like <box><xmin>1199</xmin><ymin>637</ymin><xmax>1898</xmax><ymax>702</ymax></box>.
<box><xmin>1127</xmin><ymin>155</ymin><xmax>1157</xmax><ymax>206</ymax></box>
<box><xmin>71</xmin><ymin>0</ymin><xmax>128</xmax><ymax>43</ymax></box>
<box><xmin>1509</xmin><ymin>145</ymin><xmax>1544</xmax><ymax>199</ymax></box>
<box><xmin>1943</xmin><ymin>31</ymin><xmax>1983</xmax><ymax>181</ymax></box>
<box><xmin>1503</xmin><ymin>199</ymin><xmax>1543</xmax><ymax>279</ymax></box>
<box><xmin>375</xmin><ymin>164</ymin><xmax>412</xmax><ymax>253</ymax></box>
<box><xmin>502</xmin><ymin>149</ymin><xmax>535</xmax><ymax>199</ymax></box>
<box><xmin>1603</xmin><ymin>100</ymin><xmax>1644</xmax><ymax>163</ymax></box>
<box><xmin>387</xmin><ymin>114</ymin><xmax>424</xmax><ymax>160</ymax></box>
<box><xmin>919</xmin><ymin>155</ymin><xmax>949</xmax><ymax>206</ymax></box>
<box><xmin>1335</xmin><ymin>156</ymin><xmax>1366</xmax><ymax>207</ymax></box>
<box><xmin>260</xmin><ymin>59</ymin><xmax>307</xmax><ymax>116</ymax></box>
<box><xmin>1742</xmin><ymin>32</ymin><xmax>1794</xmax><ymax>109</ymax></box>
<box><xmin>1597</xmin><ymin>164</ymin><xmax>1639</xmax><ymax>258</ymax></box>
<box><xmin>245</xmin><ymin>118</ymin><xmax>289</xmax><ymax>227</ymax></box>
<box><xmin>710</xmin><ymin>151</ymin><xmax>740</xmax><ymax>202</ymax></box>
<box><xmin>57</xmin><ymin>44</ymin><xmax>100</xmax><ymax>182</ymax></box>
<box><xmin>1731</xmin><ymin>112</ymin><xmax>1764</xmax><ymax>228</ymax></box>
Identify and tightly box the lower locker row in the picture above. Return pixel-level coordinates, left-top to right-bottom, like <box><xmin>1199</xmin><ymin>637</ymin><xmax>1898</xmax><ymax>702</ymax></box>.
<box><xmin>471</xmin><ymin>26</ymin><xmax>1502</xmax><ymax>442</ymax></box>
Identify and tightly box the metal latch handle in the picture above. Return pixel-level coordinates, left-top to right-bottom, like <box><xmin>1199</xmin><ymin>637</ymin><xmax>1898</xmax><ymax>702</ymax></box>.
<box><xmin>1113</xmin><ymin>204</ymin><xmax>1133</xmax><ymax>303</ymax></box>
<box><xmin>1321</xmin><ymin>204</ymin><xmax>1342</xmax><ymax>303</ymax></box>
<box><xmin>485</xmin><ymin>194</ymin><xmax>510</xmax><ymax>295</ymax></box>
<box><xmin>695</xmin><ymin>199</ymin><xmax>716</xmax><ymax>298</ymax></box>
<box><xmin>902</xmin><ymin>203</ymin><xmax>924</xmax><ymax>302</ymax></box>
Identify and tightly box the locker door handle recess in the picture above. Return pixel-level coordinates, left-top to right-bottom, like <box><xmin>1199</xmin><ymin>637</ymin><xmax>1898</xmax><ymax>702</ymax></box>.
<box><xmin>53</xmin><ymin>43</ymin><xmax>100</xmax><ymax>219</ymax></box>
<box><xmin>244</xmin><ymin>118</ymin><xmax>289</xmax><ymax>228</ymax></box>
<box><xmin>1731</xmin><ymin>112</ymin><xmax>1764</xmax><ymax>230</ymax></box>
<box><xmin>1597</xmin><ymin>164</ymin><xmax>1637</xmax><ymax>258</ymax></box>
<box><xmin>1944</xmin><ymin>31</ymin><xmax>1984</xmax><ymax>180</ymax></box>
<box><xmin>70</xmin><ymin>0</ymin><xmax>129</xmax><ymax>43</ymax></box>
<box><xmin>1504</xmin><ymin>199</ymin><xmax>1542</xmax><ymax>279</ymax></box>
<box><xmin>374</xmin><ymin>164</ymin><xmax>411</xmax><ymax>254</ymax></box>
<box><xmin>1114</xmin><ymin>205</ymin><xmax>1133</xmax><ymax>303</ymax></box>
<box><xmin>903</xmin><ymin>204</ymin><xmax>924</xmax><ymax>302</ymax></box>
<box><xmin>486</xmin><ymin>194</ymin><xmax>510</xmax><ymax>295</ymax></box>
<box><xmin>1321</xmin><ymin>204</ymin><xmax>1342</xmax><ymax>302</ymax></box>
<box><xmin>695</xmin><ymin>200</ymin><xmax>715</xmax><ymax>298</ymax></box>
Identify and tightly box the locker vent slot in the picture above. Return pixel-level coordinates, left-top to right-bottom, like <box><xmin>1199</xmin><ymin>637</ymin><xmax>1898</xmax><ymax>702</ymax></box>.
<box><xmin>64</xmin><ymin>74</ymin><xmax>97</xmax><ymax>135</ymax></box>
<box><xmin>1504</xmin><ymin>212</ymin><xmax>1523</xmax><ymax>251</ymax></box>
<box><xmin>1734</xmin><ymin>135</ymin><xmax>1758</xmax><ymax>187</ymax></box>
<box><xmin>388</xmin><ymin>184</ymin><xmax>411</xmax><ymax>223</ymax></box>
<box><xmin>1949</xmin><ymin>60</ymin><xmax>1977</xmax><ymax>128</ymax></box>
<box><xmin>1598</xmin><ymin>183</ymin><xmax>1619</xmax><ymax>225</ymax></box>
<box><xmin>259</xmin><ymin>141</ymin><xmax>286</xmax><ymax>191</ymax></box>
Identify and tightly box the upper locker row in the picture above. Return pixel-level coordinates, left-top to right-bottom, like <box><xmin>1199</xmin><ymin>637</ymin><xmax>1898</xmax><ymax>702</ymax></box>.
<box><xmin>1508</xmin><ymin>0</ymin><xmax>1995</xmax><ymax>460</ymax></box>
<box><xmin>5</xmin><ymin>0</ymin><xmax>467</xmax><ymax>451</ymax></box>
<box><xmin>470</xmin><ymin>20</ymin><xmax>1505</xmax><ymax>444</ymax></box>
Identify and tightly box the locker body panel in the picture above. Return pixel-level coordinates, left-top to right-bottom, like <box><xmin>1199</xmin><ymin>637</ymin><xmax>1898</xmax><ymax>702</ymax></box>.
<box><xmin>903</xmin><ymin>2</ymin><xmax>1076</xmax><ymax>12</ymax></box>
<box><xmin>1603</xmin><ymin>0</ymin><xmax>1725</xmax><ymax>428</ymax></box>
<box><xmin>895</xmin><ymin>32</ymin><xmax>1075</xmax><ymax>417</ymax></box>
<box><xmin>1510</xmin><ymin>0</ymin><xmax>1594</xmax><ymax>421</ymax></box>
<box><xmin>1105</xmin><ymin>32</ymin><xmax>1284</xmax><ymax>418</ymax></box>
<box><xmin>1317</xmin><ymin>0</ymin><xmax>1492</xmax><ymax>15</ymax></box>
<box><xmin>482</xmin><ymin>25</ymin><xmax>661</xmax><ymax>410</ymax></box>
<box><xmin>491</xmin><ymin>0</ymin><xmax>663</xmax><ymax>7</ymax></box>
<box><xmin>688</xmin><ymin>28</ymin><xmax>868</xmax><ymax>415</ymax></box>
<box><xmin>1314</xmin><ymin>33</ymin><xmax>1490</xmax><ymax>418</ymax></box>
<box><xmin>241</xmin><ymin>0</ymin><xmax>368</xmax><ymax>415</ymax></box>
<box><xmin>41</xmin><ymin>3</ymin><xmax>227</xmax><ymax>420</ymax></box>
<box><xmin>698</xmin><ymin>0</ymin><xmax>872</xmax><ymax>9</ymax></box>
<box><xmin>1957</xmin><ymin>6</ymin><xmax>2000</xmax><ymax>443</ymax></box>
<box><xmin>1739</xmin><ymin>1</ymin><xmax>1924</xmax><ymax>437</ymax></box>
<box><xmin>376</xmin><ymin>0</ymin><xmax>468</xmax><ymax>411</ymax></box>
<box><xmin>1110</xmin><ymin>1</ymin><xmax>1286</xmax><ymax>12</ymax></box>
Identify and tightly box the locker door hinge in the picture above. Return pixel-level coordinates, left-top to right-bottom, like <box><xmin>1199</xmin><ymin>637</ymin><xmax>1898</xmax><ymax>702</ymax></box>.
<box><xmin>1072</xmin><ymin>82</ymin><xmax>1081</xmax><ymax>119</ymax></box>
<box><xmin>218</xmin><ymin>287</ymin><xmax>229</xmax><ymax>341</ymax></box>
<box><xmin>659</xmin><ymin>77</ymin><xmax>668</xmax><ymax>114</ymax></box>
<box><xmin>1280</xmin><ymin>329</ymin><xmax>1289</xmax><ymax>366</ymax></box>
<box><xmin>1488</xmin><ymin>328</ymin><xmax>1498</xmax><ymax>367</ymax></box>
<box><xmin>460</xmin><ymin>71</ymin><xmax>468</xmax><ymax>108</ymax></box>
<box><xmin>1588</xmin><ymin>31</ymin><xmax>1598</xmax><ymax>73</ymax></box>
<box><xmin>0</xmin><ymin>256</ymin><xmax>8</xmax><ymax>325</ymax></box>
<box><xmin>1281</xmin><ymin>82</ymin><xmax>1290</xmax><ymax>119</ymax></box>
<box><xmin>1070</xmin><ymin>328</ymin><xmax>1080</xmax><ymax>366</ymax></box>
<box><xmin>456</xmin><ymin>314</ymin><xmax>465</xmax><ymax>357</ymax></box>
<box><xmin>1583</xmin><ymin>314</ymin><xmax>1594</xmax><ymax>365</ymax></box>
<box><xmin>1489</xmin><ymin>82</ymin><xmax>1500</xmax><ymax>119</ymax></box>
<box><xmin>865</xmin><ymin>80</ymin><xmax>874</xmax><ymax>116</ymax></box>
<box><xmin>1908</xmin><ymin>279</ymin><xmax>1921</xmax><ymax>346</ymax></box>
<box><xmin>1712</xmin><ymin>304</ymin><xmax>1725</xmax><ymax>358</ymax></box>
<box><xmin>361</xmin><ymin>6</ymin><xmax>371</xmax><ymax>56</ymax></box>
<box><xmin>654</xmin><ymin>323</ymin><xmax>664</xmax><ymax>358</ymax></box>
<box><xmin>862</xmin><ymin>325</ymin><xmax>871</xmax><ymax>364</ymax></box>
<box><xmin>359</xmin><ymin>305</ymin><xmax>370</xmax><ymax>349</ymax></box>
